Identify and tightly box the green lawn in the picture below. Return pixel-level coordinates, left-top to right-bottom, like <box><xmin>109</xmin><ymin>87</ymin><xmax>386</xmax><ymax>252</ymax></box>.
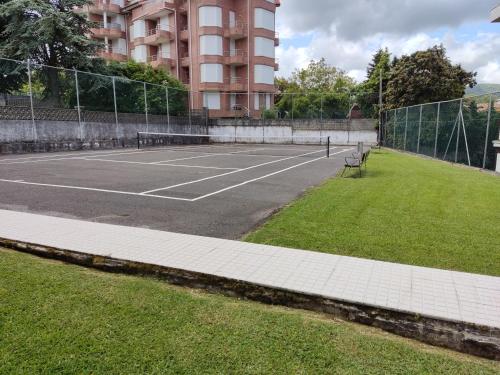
<box><xmin>245</xmin><ymin>149</ymin><xmax>500</xmax><ymax>276</ymax></box>
<box><xmin>1</xmin><ymin>248</ymin><xmax>498</xmax><ymax>374</ymax></box>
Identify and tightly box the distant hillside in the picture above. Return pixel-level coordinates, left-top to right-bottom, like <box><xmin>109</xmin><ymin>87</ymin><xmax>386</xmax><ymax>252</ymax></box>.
<box><xmin>465</xmin><ymin>84</ymin><xmax>500</xmax><ymax>96</ymax></box>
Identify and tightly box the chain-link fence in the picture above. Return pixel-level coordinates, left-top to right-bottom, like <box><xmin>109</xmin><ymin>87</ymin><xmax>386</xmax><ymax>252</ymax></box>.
<box><xmin>0</xmin><ymin>57</ymin><xmax>202</xmax><ymax>141</ymax></box>
<box><xmin>0</xmin><ymin>57</ymin><xmax>380</xmax><ymax>145</ymax></box>
<box><xmin>383</xmin><ymin>93</ymin><xmax>500</xmax><ymax>170</ymax></box>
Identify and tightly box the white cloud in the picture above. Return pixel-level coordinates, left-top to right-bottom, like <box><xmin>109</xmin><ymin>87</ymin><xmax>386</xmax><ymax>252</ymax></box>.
<box><xmin>276</xmin><ymin>1</ymin><xmax>500</xmax><ymax>84</ymax></box>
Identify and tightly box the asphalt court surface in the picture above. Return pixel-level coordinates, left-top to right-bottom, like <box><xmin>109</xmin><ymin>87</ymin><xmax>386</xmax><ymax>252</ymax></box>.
<box><xmin>0</xmin><ymin>143</ymin><xmax>354</xmax><ymax>238</ymax></box>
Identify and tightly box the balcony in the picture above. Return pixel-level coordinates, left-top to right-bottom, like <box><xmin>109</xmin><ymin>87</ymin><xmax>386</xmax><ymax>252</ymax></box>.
<box><xmin>148</xmin><ymin>55</ymin><xmax>174</xmax><ymax>70</ymax></box>
<box><xmin>133</xmin><ymin>0</ymin><xmax>175</xmax><ymax>21</ymax></box>
<box><xmin>274</xmin><ymin>58</ymin><xmax>279</xmax><ymax>71</ymax></box>
<box><xmin>227</xmin><ymin>77</ymin><xmax>248</xmax><ymax>92</ymax></box>
<box><xmin>97</xmin><ymin>46</ymin><xmax>127</xmax><ymax>62</ymax></box>
<box><xmin>224</xmin><ymin>49</ymin><xmax>247</xmax><ymax>66</ymax></box>
<box><xmin>210</xmin><ymin>105</ymin><xmax>250</xmax><ymax>118</ymax></box>
<box><xmin>90</xmin><ymin>22</ymin><xmax>123</xmax><ymax>39</ymax></box>
<box><xmin>275</xmin><ymin>32</ymin><xmax>280</xmax><ymax>46</ymax></box>
<box><xmin>178</xmin><ymin>0</ymin><xmax>188</xmax><ymax>13</ymax></box>
<box><xmin>491</xmin><ymin>5</ymin><xmax>500</xmax><ymax>22</ymax></box>
<box><xmin>144</xmin><ymin>25</ymin><xmax>175</xmax><ymax>45</ymax></box>
<box><xmin>180</xmin><ymin>53</ymin><xmax>190</xmax><ymax>67</ymax></box>
<box><xmin>223</xmin><ymin>21</ymin><xmax>247</xmax><ymax>39</ymax></box>
<box><xmin>75</xmin><ymin>0</ymin><xmax>122</xmax><ymax>15</ymax></box>
<box><xmin>179</xmin><ymin>28</ymin><xmax>189</xmax><ymax>41</ymax></box>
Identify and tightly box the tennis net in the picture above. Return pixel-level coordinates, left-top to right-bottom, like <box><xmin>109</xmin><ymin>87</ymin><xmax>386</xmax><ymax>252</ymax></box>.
<box><xmin>137</xmin><ymin>132</ymin><xmax>332</xmax><ymax>158</ymax></box>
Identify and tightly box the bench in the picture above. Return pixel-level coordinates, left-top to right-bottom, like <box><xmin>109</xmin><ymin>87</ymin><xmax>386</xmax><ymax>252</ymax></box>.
<box><xmin>341</xmin><ymin>149</ymin><xmax>370</xmax><ymax>177</ymax></box>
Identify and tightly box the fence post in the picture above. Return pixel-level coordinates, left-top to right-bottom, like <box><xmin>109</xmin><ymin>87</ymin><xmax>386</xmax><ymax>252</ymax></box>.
<box><xmin>73</xmin><ymin>69</ymin><xmax>83</xmax><ymax>140</ymax></box>
<box><xmin>482</xmin><ymin>94</ymin><xmax>493</xmax><ymax>169</ymax></box>
<box><xmin>291</xmin><ymin>93</ymin><xmax>294</xmax><ymax>121</ymax></box>
<box><xmin>393</xmin><ymin>109</ymin><xmax>397</xmax><ymax>148</ymax></box>
<box><xmin>26</xmin><ymin>59</ymin><xmax>37</xmax><ymax>142</ymax></box>
<box><xmin>434</xmin><ymin>102</ymin><xmax>440</xmax><ymax>158</ymax></box>
<box><xmin>165</xmin><ymin>87</ymin><xmax>170</xmax><ymax>133</ymax></box>
<box><xmin>417</xmin><ymin>104</ymin><xmax>423</xmax><ymax>154</ymax></box>
<box><xmin>188</xmin><ymin>90</ymin><xmax>192</xmax><ymax>134</ymax></box>
<box><xmin>112</xmin><ymin>76</ymin><xmax>119</xmax><ymax>140</ymax></box>
<box><xmin>320</xmin><ymin>94</ymin><xmax>323</xmax><ymax>121</ymax></box>
<box><xmin>454</xmin><ymin>99</ymin><xmax>462</xmax><ymax>163</ymax></box>
<box><xmin>404</xmin><ymin>107</ymin><xmax>408</xmax><ymax>150</ymax></box>
<box><xmin>143</xmin><ymin>82</ymin><xmax>149</xmax><ymax>132</ymax></box>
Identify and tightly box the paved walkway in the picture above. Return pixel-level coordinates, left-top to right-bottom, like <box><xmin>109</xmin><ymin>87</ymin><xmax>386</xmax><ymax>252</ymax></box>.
<box><xmin>0</xmin><ymin>209</ymin><xmax>499</xmax><ymax>330</ymax></box>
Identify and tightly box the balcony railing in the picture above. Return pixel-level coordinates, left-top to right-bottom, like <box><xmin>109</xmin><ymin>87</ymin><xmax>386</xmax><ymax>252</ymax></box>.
<box><xmin>99</xmin><ymin>46</ymin><xmax>126</xmax><ymax>55</ymax></box>
<box><xmin>147</xmin><ymin>24</ymin><xmax>174</xmax><ymax>36</ymax></box>
<box><xmin>96</xmin><ymin>21</ymin><xmax>122</xmax><ymax>30</ymax></box>
<box><xmin>224</xmin><ymin>49</ymin><xmax>247</xmax><ymax>58</ymax></box>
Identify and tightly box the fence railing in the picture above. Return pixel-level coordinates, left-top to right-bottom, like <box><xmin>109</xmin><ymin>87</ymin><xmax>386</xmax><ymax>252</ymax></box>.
<box><xmin>0</xmin><ymin>57</ymin><xmax>201</xmax><ymax>141</ymax></box>
<box><xmin>382</xmin><ymin>93</ymin><xmax>500</xmax><ymax>171</ymax></box>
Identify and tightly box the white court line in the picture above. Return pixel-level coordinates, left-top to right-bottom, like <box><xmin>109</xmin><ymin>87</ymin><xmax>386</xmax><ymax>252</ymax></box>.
<box><xmin>0</xmin><ymin>179</ymin><xmax>194</xmax><ymax>201</ymax></box>
<box><xmin>81</xmin><ymin>158</ymin><xmax>239</xmax><ymax>171</ymax></box>
<box><xmin>140</xmin><ymin>147</ymin><xmax>337</xmax><ymax>195</ymax></box>
<box><xmin>0</xmin><ymin>148</ymin><xmax>353</xmax><ymax>202</ymax></box>
<box><xmin>191</xmin><ymin>149</ymin><xmax>351</xmax><ymax>201</ymax></box>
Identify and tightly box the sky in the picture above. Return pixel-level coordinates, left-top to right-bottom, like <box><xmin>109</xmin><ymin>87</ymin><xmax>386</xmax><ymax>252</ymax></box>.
<box><xmin>275</xmin><ymin>0</ymin><xmax>500</xmax><ymax>84</ymax></box>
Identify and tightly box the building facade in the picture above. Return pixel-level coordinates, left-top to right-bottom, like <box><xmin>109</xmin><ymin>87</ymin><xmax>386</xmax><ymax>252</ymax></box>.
<box><xmin>76</xmin><ymin>0</ymin><xmax>280</xmax><ymax>118</ymax></box>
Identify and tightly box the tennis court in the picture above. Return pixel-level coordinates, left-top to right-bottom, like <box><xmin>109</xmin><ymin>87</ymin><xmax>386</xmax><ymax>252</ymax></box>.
<box><xmin>0</xmin><ymin>134</ymin><xmax>354</xmax><ymax>238</ymax></box>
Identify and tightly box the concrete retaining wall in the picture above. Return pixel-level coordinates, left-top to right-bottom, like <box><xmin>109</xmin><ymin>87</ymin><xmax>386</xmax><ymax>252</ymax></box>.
<box><xmin>0</xmin><ymin>117</ymin><xmax>377</xmax><ymax>153</ymax></box>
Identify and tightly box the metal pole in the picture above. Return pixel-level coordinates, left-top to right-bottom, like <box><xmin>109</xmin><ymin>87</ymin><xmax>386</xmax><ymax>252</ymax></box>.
<box><xmin>188</xmin><ymin>91</ymin><xmax>192</xmax><ymax>134</ymax></box>
<box><xmin>433</xmin><ymin>102</ymin><xmax>440</xmax><ymax>158</ymax></box>
<box><xmin>404</xmin><ymin>107</ymin><xmax>408</xmax><ymax>151</ymax></box>
<box><xmin>320</xmin><ymin>94</ymin><xmax>323</xmax><ymax>121</ymax></box>
<box><xmin>417</xmin><ymin>104</ymin><xmax>423</xmax><ymax>154</ymax></box>
<box><xmin>460</xmin><ymin>105</ymin><xmax>471</xmax><ymax>166</ymax></box>
<box><xmin>378</xmin><ymin>68</ymin><xmax>383</xmax><ymax>145</ymax></box>
<box><xmin>112</xmin><ymin>77</ymin><xmax>119</xmax><ymax>140</ymax></box>
<box><xmin>482</xmin><ymin>94</ymin><xmax>493</xmax><ymax>169</ymax></box>
<box><xmin>143</xmin><ymin>82</ymin><xmax>149</xmax><ymax>132</ymax></box>
<box><xmin>443</xmin><ymin>114</ymin><xmax>459</xmax><ymax>161</ymax></box>
<box><xmin>27</xmin><ymin>59</ymin><xmax>37</xmax><ymax>142</ymax></box>
<box><xmin>291</xmin><ymin>93</ymin><xmax>294</xmax><ymax>121</ymax></box>
<box><xmin>393</xmin><ymin>109</ymin><xmax>397</xmax><ymax>148</ymax></box>
<box><xmin>165</xmin><ymin>87</ymin><xmax>170</xmax><ymax>134</ymax></box>
<box><xmin>73</xmin><ymin>69</ymin><xmax>83</xmax><ymax>140</ymax></box>
<box><xmin>454</xmin><ymin>100</ymin><xmax>462</xmax><ymax>163</ymax></box>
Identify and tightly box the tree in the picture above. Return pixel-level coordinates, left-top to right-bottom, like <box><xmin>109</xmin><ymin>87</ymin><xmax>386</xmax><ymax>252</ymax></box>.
<box><xmin>385</xmin><ymin>45</ymin><xmax>476</xmax><ymax>109</ymax></box>
<box><xmin>274</xmin><ymin>59</ymin><xmax>356</xmax><ymax>119</ymax></box>
<box><xmin>0</xmin><ymin>0</ymin><xmax>102</xmax><ymax>105</ymax></box>
<box><xmin>357</xmin><ymin>48</ymin><xmax>392</xmax><ymax>118</ymax></box>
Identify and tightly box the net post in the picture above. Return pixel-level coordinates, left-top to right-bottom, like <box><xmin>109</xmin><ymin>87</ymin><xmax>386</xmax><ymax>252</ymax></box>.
<box><xmin>137</xmin><ymin>132</ymin><xmax>140</xmax><ymax>150</ymax></box>
<box><xmin>327</xmin><ymin>136</ymin><xmax>330</xmax><ymax>158</ymax></box>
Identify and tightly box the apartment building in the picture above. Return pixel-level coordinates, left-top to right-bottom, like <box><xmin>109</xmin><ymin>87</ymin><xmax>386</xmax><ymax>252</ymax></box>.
<box><xmin>76</xmin><ymin>0</ymin><xmax>280</xmax><ymax>118</ymax></box>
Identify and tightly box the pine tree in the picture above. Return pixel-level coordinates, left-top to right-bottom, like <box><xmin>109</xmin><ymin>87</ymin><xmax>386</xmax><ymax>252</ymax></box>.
<box><xmin>0</xmin><ymin>0</ymin><xmax>102</xmax><ymax>104</ymax></box>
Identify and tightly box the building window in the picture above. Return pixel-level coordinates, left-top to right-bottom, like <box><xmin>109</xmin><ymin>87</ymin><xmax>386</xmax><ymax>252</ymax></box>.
<box><xmin>203</xmin><ymin>92</ymin><xmax>221</xmax><ymax>109</ymax></box>
<box><xmin>200</xmin><ymin>64</ymin><xmax>223</xmax><ymax>83</ymax></box>
<box><xmin>254</xmin><ymin>37</ymin><xmax>275</xmax><ymax>58</ymax></box>
<box><xmin>255</xmin><ymin>8</ymin><xmax>275</xmax><ymax>31</ymax></box>
<box><xmin>254</xmin><ymin>65</ymin><xmax>274</xmax><ymax>84</ymax></box>
<box><xmin>134</xmin><ymin>45</ymin><xmax>147</xmax><ymax>63</ymax></box>
<box><xmin>199</xmin><ymin>35</ymin><xmax>223</xmax><ymax>56</ymax></box>
<box><xmin>133</xmin><ymin>20</ymin><xmax>146</xmax><ymax>38</ymax></box>
<box><xmin>199</xmin><ymin>6</ymin><xmax>222</xmax><ymax>27</ymax></box>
